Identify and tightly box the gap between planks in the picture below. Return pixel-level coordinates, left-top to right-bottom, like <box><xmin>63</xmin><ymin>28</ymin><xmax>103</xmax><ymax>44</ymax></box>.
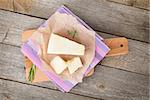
<box><xmin>0</xmin><ymin>77</ymin><xmax>100</xmax><ymax>100</ymax></box>
<box><xmin>106</xmin><ymin>0</ymin><xmax>150</xmax><ymax>11</ymax></box>
<box><xmin>0</xmin><ymin>3</ymin><xmax>149</xmax><ymax>100</ymax></box>
<box><xmin>0</xmin><ymin>78</ymin><xmax>100</xmax><ymax>100</ymax></box>
<box><xmin>1</xmin><ymin>8</ymin><xmax>148</xmax><ymax>74</ymax></box>
<box><xmin>0</xmin><ymin>8</ymin><xmax>47</xmax><ymax>20</ymax></box>
<box><xmin>1</xmin><ymin>8</ymin><xmax>148</xmax><ymax>75</ymax></box>
<box><xmin>0</xmin><ymin>42</ymin><xmax>148</xmax><ymax>99</ymax></box>
<box><xmin>0</xmin><ymin>0</ymin><xmax>149</xmax><ymax>43</ymax></box>
<box><xmin>0</xmin><ymin>8</ymin><xmax>149</xmax><ymax>44</ymax></box>
<box><xmin>0</xmin><ymin>41</ymin><xmax>148</xmax><ymax>77</ymax></box>
<box><xmin>94</xmin><ymin>29</ymin><xmax>150</xmax><ymax>44</ymax></box>
<box><xmin>0</xmin><ymin>8</ymin><xmax>149</xmax><ymax>75</ymax></box>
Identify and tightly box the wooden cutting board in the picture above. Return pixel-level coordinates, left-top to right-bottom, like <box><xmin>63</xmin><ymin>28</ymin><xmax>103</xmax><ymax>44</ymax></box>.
<box><xmin>22</xmin><ymin>30</ymin><xmax>128</xmax><ymax>82</ymax></box>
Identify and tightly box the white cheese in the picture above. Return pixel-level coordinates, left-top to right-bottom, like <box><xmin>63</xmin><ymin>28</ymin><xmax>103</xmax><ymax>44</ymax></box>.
<box><xmin>47</xmin><ymin>33</ymin><xmax>85</xmax><ymax>55</ymax></box>
<box><xmin>67</xmin><ymin>57</ymin><xmax>83</xmax><ymax>74</ymax></box>
<box><xmin>50</xmin><ymin>56</ymin><xmax>67</xmax><ymax>74</ymax></box>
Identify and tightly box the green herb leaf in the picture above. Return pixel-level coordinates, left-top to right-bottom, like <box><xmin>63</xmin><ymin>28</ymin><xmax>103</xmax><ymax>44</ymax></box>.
<box><xmin>28</xmin><ymin>64</ymin><xmax>36</xmax><ymax>83</ymax></box>
<box><xmin>67</xmin><ymin>30</ymin><xmax>77</xmax><ymax>38</ymax></box>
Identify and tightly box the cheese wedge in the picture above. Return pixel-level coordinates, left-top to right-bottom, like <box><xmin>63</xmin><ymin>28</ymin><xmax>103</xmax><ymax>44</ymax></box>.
<box><xmin>67</xmin><ymin>57</ymin><xmax>83</xmax><ymax>74</ymax></box>
<box><xmin>47</xmin><ymin>33</ymin><xmax>85</xmax><ymax>55</ymax></box>
<box><xmin>50</xmin><ymin>56</ymin><xmax>67</xmax><ymax>74</ymax></box>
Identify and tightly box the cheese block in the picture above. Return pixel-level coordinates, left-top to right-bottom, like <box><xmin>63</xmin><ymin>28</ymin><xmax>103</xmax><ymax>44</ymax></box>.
<box><xmin>50</xmin><ymin>56</ymin><xmax>67</xmax><ymax>74</ymax></box>
<box><xmin>47</xmin><ymin>33</ymin><xmax>85</xmax><ymax>55</ymax></box>
<box><xmin>67</xmin><ymin>57</ymin><xmax>83</xmax><ymax>74</ymax></box>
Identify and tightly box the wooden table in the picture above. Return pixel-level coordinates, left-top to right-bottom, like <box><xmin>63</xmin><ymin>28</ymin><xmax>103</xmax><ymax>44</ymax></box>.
<box><xmin>0</xmin><ymin>0</ymin><xmax>149</xmax><ymax>100</ymax></box>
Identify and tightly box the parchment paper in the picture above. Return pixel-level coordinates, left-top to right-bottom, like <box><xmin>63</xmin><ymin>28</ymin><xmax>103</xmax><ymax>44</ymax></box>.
<box><xmin>29</xmin><ymin>12</ymin><xmax>95</xmax><ymax>83</ymax></box>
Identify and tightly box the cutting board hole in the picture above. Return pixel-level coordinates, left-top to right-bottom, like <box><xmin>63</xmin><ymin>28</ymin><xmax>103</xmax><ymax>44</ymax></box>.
<box><xmin>120</xmin><ymin>44</ymin><xmax>123</xmax><ymax>47</ymax></box>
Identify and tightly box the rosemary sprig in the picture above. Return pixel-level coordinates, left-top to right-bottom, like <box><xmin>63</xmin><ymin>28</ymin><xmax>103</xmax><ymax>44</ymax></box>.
<box><xmin>28</xmin><ymin>64</ymin><xmax>36</xmax><ymax>83</ymax></box>
<box><xmin>67</xmin><ymin>30</ymin><xmax>77</xmax><ymax>38</ymax></box>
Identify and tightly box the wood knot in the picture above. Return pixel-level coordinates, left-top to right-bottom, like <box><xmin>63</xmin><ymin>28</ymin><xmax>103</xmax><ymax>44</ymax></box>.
<box><xmin>2</xmin><ymin>93</ymin><xmax>11</xmax><ymax>99</ymax></box>
<box><xmin>96</xmin><ymin>84</ymin><xmax>106</xmax><ymax>90</ymax></box>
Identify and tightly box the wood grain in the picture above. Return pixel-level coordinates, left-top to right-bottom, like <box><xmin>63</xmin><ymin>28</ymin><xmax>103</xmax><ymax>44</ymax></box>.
<box><xmin>107</xmin><ymin>0</ymin><xmax>136</xmax><ymax>5</ymax></box>
<box><xmin>14</xmin><ymin>0</ymin><xmax>33</xmax><ymax>13</ymax></box>
<box><xmin>0</xmin><ymin>7</ymin><xmax>149</xmax><ymax>100</ymax></box>
<box><xmin>4</xmin><ymin>27</ymin><xmax>149</xmax><ymax>75</ymax></box>
<box><xmin>0</xmin><ymin>24</ymin><xmax>9</xmax><ymax>42</ymax></box>
<box><xmin>1</xmin><ymin>0</ymin><xmax>149</xmax><ymax>11</ymax></box>
<box><xmin>134</xmin><ymin>0</ymin><xmax>150</xmax><ymax>10</ymax></box>
<box><xmin>104</xmin><ymin>37</ymin><xmax>129</xmax><ymax>57</ymax></box>
<box><xmin>0</xmin><ymin>43</ymin><xmax>149</xmax><ymax>100</ymax></box>
<box><xmin>0</xmin><ymin>79</ymin><xmax>97</xmax><ymax>100</ymax></box>
<box><xmin>0</xmin><ymin>0</ymin><xmax>14</xmax><ymax>11</ymax></box>
<box><xmin>0</xmin><ymin>0</ymin><xmax>149</xmax><ymax>42</ymax></box>
<box><xmin>13</xmin><ymin>0</ymin><xmax>150</xmax><ymax>43</ymax></box>
<box><xmin>107</xmin><ymin>0</ymin><xmax>150</xmax><ymax>10</ymax></box>
<box><xmin>100</xmin><ymin>32</ymin><xmax>149</xmax><ymax>75</ymax></box>
<box><xmin>0</xmin><ymin>10</ymin><xmax>44</xmax><ymax>29</ymax></box>
<box><xmin>0</xmin><ymin>9</ymin><xmax>149</xmax><ymax>75</ymax></box>
<box><xmin>0</xmin><ymin>10</ymin><xmax>44</xmax><ymax>46</ymax></box>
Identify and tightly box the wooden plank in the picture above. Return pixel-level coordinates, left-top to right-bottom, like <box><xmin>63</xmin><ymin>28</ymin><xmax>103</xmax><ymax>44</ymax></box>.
<box><xmin>0</xmin><ymin>0</ymin><xmax>14</xmax><ymax>11</ymax></box>
<box><xmin>134</xmin><ymin>0</ymin><xmax>150</xmax><ymax>10</ymax></box>
<box><xmin>0</xmin><ymin>3</ymin><xmax>148</xmax><ymax>100</ymax></box>
<box><xmin>13</xmin><ymin>0</ymin><xmax>150</xmax><ymax>42</ymax></box>
<box><xmin>0</xmin><ymin>9</ymin><xmax>148</xmax><ymax>75</ymax></box>
<box><xmin>0</xmin><ymin>0</ymin><xmax>149</xmax><ymax>42</ymax></box>
<box><xmin>107</xmin><ymin>0</ymin><xmax>136</xmax><ymax>6</ymax></box>
<box><xmin>0</xmin><ymin>79</ymin><xmax>96</xmax><ymax>100</ymax></box>
<box><xmin>107</xmin><ymin>0</ymin><xmax>150</xmax><ymax>10</ymax></box>
<box><xmin>13</xmin><ymin>0</ymin><xmax>33</xmax><ymax>13</ymax></box>
<box><xmin>1</xmin><ymin>0</ymin><xmax>149</xmax><ymax>12</ymax></box>
<box><xmin>0</xmin><ymin>10</ymin><xmax>44</xmax><ymax>29</ymax></box>
<box><xmin>0</xmin><ymin>43</ymin><xmax>149</xmax><ymax>100</ymax></box>
<box><xmin>99</xmin><ymin>32</ymin><xmax>149</xmax><ymax>75</ymax></box>
<box><xmin>0</xmin><ymin>9</ymin><xmax>44</xmax><ymax>45</ymax></box>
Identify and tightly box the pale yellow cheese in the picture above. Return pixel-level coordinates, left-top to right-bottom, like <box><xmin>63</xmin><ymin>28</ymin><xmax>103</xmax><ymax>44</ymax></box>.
<box><xmin>50</xmin><ymin>56</ymin><xmax>67</xmax><ymax>74</ymax></box>
<box><xmin>47</xmin><ymin>33</ymin><xmax>85</xmax><ymax>55</ymax></box>
<box><xmin>67</xmin><ymin>57</ymin><xmax>83</xmax><ymax>74</ymax></box>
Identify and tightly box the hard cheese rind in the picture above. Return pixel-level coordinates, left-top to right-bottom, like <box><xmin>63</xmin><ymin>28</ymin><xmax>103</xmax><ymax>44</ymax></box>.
<box><xmin>67</xmin><ymin>57</ymin><xmax>83</xmax><ymax>74</ymax></box>
<box><xmin>47</xmin><ymin>33</ymin><xmax>85</xmax><ymax>55</ymax></box>
<box><xmin>50</xmin><ymin>56</ymin><xmax>67</xmax><ymax>74</ymax></box>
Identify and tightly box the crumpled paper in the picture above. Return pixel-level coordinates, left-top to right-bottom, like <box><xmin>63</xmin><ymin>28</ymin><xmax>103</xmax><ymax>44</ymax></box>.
<box><xmin>29</xmin><ymin>11</ymin><xmax>95</xmax><ymax>82</ymax></box>
<box><xmin>21</xmin><ymin>6</ymin><xmax>110</xmax><ymax>92</ymax></box>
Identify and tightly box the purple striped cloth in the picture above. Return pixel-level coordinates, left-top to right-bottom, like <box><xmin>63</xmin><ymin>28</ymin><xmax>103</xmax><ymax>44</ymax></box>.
<box><xmin>21</xmin><ymin>6</ymin><xmax>110</xmax><ymax>92</ymax></box>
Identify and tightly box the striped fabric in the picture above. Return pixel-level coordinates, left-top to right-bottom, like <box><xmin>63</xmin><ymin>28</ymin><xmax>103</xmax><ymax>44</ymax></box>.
<box><xmin>21</xmin><ymin>6</ymin><xmax>110</xmax><ymax>92</ymax></box>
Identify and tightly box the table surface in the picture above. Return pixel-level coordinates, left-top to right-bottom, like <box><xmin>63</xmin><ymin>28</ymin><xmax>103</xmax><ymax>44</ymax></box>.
<box><xmin>0</xmin><ymin>0</ymin><xmax>149</xmax><ymax>100</ymax></box>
